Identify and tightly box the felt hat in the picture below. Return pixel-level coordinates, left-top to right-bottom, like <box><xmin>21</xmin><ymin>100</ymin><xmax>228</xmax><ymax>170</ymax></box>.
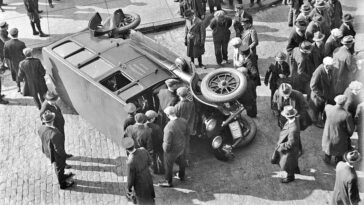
<box><xmin>44</xmin><ymin>91</ymin><xmax>59</xmax><ymax>101</ymax></box>
<box><xmin>164</xmin><ymin>106</ymin><xmax>176</xmax><ymax>116</ymax></box>
<box><xmin>300</xmin><ymin>3</ymin><xmax>311</xmax><ymax>12</ymax></box>
<box><xmin>165</xmin><ymin>79</ymin><xmax>180</xmax><ymax>88</ymax></box>
<box><xmin>184</xmin><ymin>9</ymin><xmax>194</xmax><ymax>18</ymax></box>
<box><xmin>279</xmin><ymin>83</ymin><xmax>292</xmax><ymax>96</ymax></box>
<box><xmin>275</xmin><ymin>52</ymin><xmax>287</xmax><ymax>61</ymax></box>
<box><xmin>341</xmin><ymin>35</ymin><xmax>354</xmax><ymax>45</ymax></box>
<box><xmin>343</xmin><ymin>150</ymin><xmax>361</xmax><ymax>163</ymax></box>
<box><xmin>134</xmin><ymin>113</ymin><xmax>146</xmax><ymax>123</ymax></box>
<box><xmin>145</xmin><ymin>110</ymin><xmax>158</xmax><ymax>120</ymax></box>
<box><xmin>343</xmin><ymin>14</ymin><xmax>354</xmax><ymax>22</ymax></box>
<box><xmin>312</xmin><ymin>14</ymin><xmax>323</xmax><ymax>23</ymax></box>
<box><xmin>23</xmin><ymin>48</ymin><xmax>33</xmax><ymax>57</ymax></box>
<box><xmin>331</xmin><ymin>28</ymin><xmax>343</xmax><ymax>38</ymax></box>
<box><xmin>122</xmin><ymin>137</ymin><xmax>135</xmax><ymax>149</ymax></box>
<box><xmin>230</xmin><ymin>37</ymin><xmax>242</xmax><ymax>48</ymax></box>
<box><xmin>42</xmin><ymin>110</ymin><xmax>55</xmax><ymax>123</ymax></box>
<box><xmin>299</xmin><ymin>41</ymin><xmax>312</xmax><ymax>54</ymax></box>
<box><xmin>235</xmin><ymin>4</ymin><xmax>244</xmax><ymax>9</ymax></box>
<box><xmin>323</xmin><ymin>56</ymin><xmax>334</xmax><ymax>66</ymax></box>
<box><xmin>281</xmin><ymin>105</ymin><xmax>298</xmax><ymax>118</ymax></box>
<box><xmin>349</xmin><ymin>81</ymin><xmax>363</xmax><ymax>90</ymax></box>
<box><xmin>0</xmin><ymin>21</ymin><xmax>8</xmax><ymax>28</ymax></box>
<box><xmin>312</xmin><ymin>31</ymin><xmax>325</xmax><ymax>42</ymax></box>
<box><xmin>295</xmin><ymin>15</ymin><xmax>308</xmax><ymax>27</ymax></box>
<box><xmin>124</xmin><ymin>103</ymin><xmax>136</xmax><ymax>114</ymax></box>
<box><xmin>334</xmin><ymin>95</ymin><xmax>347</xmax><ymax>105</ymax></box>
<box><xmin>176</xmin><ymin>86</ymin><xmax>189</xmax><ymax>97</ymax></box>
<box><xmin>9</xmin><ymin>28</ymin><xmax>18</xmax><ymax>36</ymax></box>
<box><xmin>315</xmin><ymin>0</ymin><xmax>326</xmax><ymax>8</ymax></box>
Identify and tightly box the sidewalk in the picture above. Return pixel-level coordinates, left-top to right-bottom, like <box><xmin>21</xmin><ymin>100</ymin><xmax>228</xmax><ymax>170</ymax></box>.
<box><xmin>0</xmin><ymin>0</ymin><xmax>280</xmax><ymax>48</ymax></box>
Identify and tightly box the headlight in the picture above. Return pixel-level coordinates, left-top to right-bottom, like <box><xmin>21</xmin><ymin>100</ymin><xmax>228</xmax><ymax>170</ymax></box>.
<box><xmin>211</xmin><ymin>136</ymin><xmax>222</xmax><ymax>149</ymax></box>
<box><xmin>206</xmin><ymin>118</ymin><xmax>217</xmax><ymax>132</ymax></box>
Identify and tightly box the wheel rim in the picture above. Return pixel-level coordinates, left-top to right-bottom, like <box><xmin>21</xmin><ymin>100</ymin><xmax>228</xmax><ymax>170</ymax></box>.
<box><xmin>120</xmin><ymin>14</ymin><xmax>135</xmax><ymax>26</ymax></box>
<box><xmin>208</xmin><ymin>72</ymin><xmax>239</xmax><ymax>95</ymax></box>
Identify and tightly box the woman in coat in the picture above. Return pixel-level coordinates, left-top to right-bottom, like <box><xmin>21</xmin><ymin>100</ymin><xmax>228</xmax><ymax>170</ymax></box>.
<box><xmin>276</xmin><ymin>106</ymin><xmax>301</xmax><ymax>183</ymax></box>
<box><xmin>184</xmin><ymin>10</ymin><xmax>206</xmax><ymax>69</ymax></box>
<box><xmin>209</xmin><ymin>10</ymin><xmax>232</xmax><ymax>65</ymax></box>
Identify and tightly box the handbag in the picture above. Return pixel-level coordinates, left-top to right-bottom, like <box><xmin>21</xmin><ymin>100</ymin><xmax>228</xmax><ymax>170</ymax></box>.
<box><xmin>271</xmin><ymin>146</ymin><xmax>280</xmax><ymax>164</ymax></box>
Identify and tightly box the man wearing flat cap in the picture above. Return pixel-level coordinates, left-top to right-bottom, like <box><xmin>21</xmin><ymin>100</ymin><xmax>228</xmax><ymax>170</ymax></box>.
<box><xmin>145</xmin><ymin>110</ymin><xmax>164</xmax><ymax>174</ymax></box>
<box><xmin>286</xmin><ymin>16</ymin><xmax>307</xmax><ymax>58</ymax></box>
<box><xmin>157</xmin><ymin>78</ymin><xmax>179</xmax><ymax>127</ymax></box>
<box><xmin>40</xmin><ymin>91</ymin><xmax>73</xmax><ymax>160</ymax></box>
<box><xmin>159</xmin><ymin>106</ymin><xmax>189</xmax><ymax>187</ymax></box>
<box><xmin>322</xmin><ymin>95</ymin><xmax>355</xmax><ymax>164</ymax></box>
<box><xmin>233</xmin><ymin>4</ymin><xmax>252</xmax><ymax>37</ymax></box>
<box><xmin>175</xmin><ymin>86</ymin><xmax>195</xmax><ymax>164</ymax></box>
<box><xmin>4</xmin><ymin>28</ymin><xmax>26</xmax><ymax>93</ymax></box>
<box><xmin>38</xmin><ymin>111</ymin><xmax>75</xmax><ymax>189</ymax></box>
<box><xmin>327</xmin><ymin>0</ymin><xmax>343</xmax><ymax>30</ymax></box>
<box><xmin>324</xmin><ymin>28</ymin><xmax>343</xmax><ymax>57</ymax></box>
<box><xmin>125</xmin><ymin>113</ymin><xmax>153</xmax><ymax>156</ymax></box>
<box><xmin>340</xmin><ymin>14</ymin><xmax>356</xmax><ymax>38</ymax></box>
<box><xmin>275</xmin><ymin>105</ymin><xmax>302</xmax><ymax>183</ymax></box>
<box><xmin>331</xmin><ymin>150</ymin><xmax>361</xmax><ymax>205</ymax></box>
<box><xmin>333</xmin><ymin>35</ymin><xmax>357</xmax><ymax>95</ymax></box>
<box><xmin>18</xmin><ymin>47</ymin><xmax>48</xmax><ymax>109</ymax></box>
<box><xmin>123</xmin><ymin>137</ymin><xmax>155</xmax><ymax>205</ymax></box>
<box><xmin>241</xmin><ymin>18</ymin><xmax>258</xmax><ymax>55</ymax></box>
<box><xmin>123</xmin><ymin>103</ymin><xmax>137</xmax><ymax>131</ymax></box>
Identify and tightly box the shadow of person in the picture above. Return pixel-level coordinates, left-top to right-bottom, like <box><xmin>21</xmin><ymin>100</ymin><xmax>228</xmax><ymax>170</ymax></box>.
<box><xmin>71</xmin><ymin>179</ymin><xmax>127</xmax><ymax>196</ymax></box>
<box><xmin>68</xmin><ymin>156</ymin><xmax>127</xmax><ymax>176</ymax></box>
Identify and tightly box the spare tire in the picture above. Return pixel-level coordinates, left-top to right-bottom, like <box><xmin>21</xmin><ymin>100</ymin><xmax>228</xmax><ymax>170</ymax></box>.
<box><xmin>200</xmin><ymin>68</ymin><xmax>247</xmax><ymax>103</ymax></box>
<box><xmin>115</xmin><ymin>13</ymin><xmax>141</xmax><ymax>33</ymax></box>
<box><xmin>236</xmin><ymin>114</ymin><xmax>257</xmax><ymax>147</ymax></box>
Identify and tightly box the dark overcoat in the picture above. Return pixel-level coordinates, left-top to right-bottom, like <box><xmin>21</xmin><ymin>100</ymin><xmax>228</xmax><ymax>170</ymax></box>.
<box><xmin>0</xmin><ymin>29</ymin><xmax>9</xmax><ymax>60</ymax></box>
<box><xmin>3</xmin><ymin>38</ymin><xmax>26</xmax><ymax>81</ymax></box>
<box><xmin>333</xmin><ymin>46</ymin><xmax>357</xmax><ymax>95</ymax></box>
<box><xmin>126</xmin><ymin>148</ymin><xmax>155</xmax><ymax>204</ymax></box>
<box><xmin>328</xmin><ymin>0</ymin><xmax>343</xmax><ymax>29</ymax></box>
<box><xmin>324</xmin><ymin>35</ymin><xmax>341</xmax><ymax>57</ymax></box>
<box><xmin>310</xmin><ymin>64</ymin><xmax>336</xmax><ymax>106</ymax></box>
<box><xmin>264</xmin><ymin>61</ymin><xmax>290</xmax><ymax>90</ymax></box>
<box><xmin>38</xmin><ymin>125</ymin><xmax>66</xmax><ymax>168</ymax></box>
<box><xmin>339</xmin><ymin>23</ymin><xmax>356</xmax><ymax>38</ymax></box>
<box><xmin>146</xmin><ymin>122</ymin><xmax>164</xmax><ymax>154</ymax></box>
<box><xmin>175</xmin><ymin>99</ymin><xmax>196</xmax><ymax>135</ymax></box>
<box><xmin>185</xmin><ymin>16</ymin><xmax>205</xmax><ymax>58</ymax></box>
<box><xmin>188</xmin><ymin>0</ymin><xmax>204</xmax><ymax>18</ymax></box>
<box><xmin>286</xmin><ymin>30</ymin><xmax>305</xmax><ymax>54</ymax></box>
<box><xmin>277</xmin><ymin>119</ymin><xmax>301</xmax><ymax>173</ymax></box>
<box><xmin>241</xmin><ymin>53</ymin><xmax>261</xmax><ymax>86</ymax></box>
<box><xmin>40</xmin><ymin>101</ymin><xmax>65</xmax><ymax>134</ymax></box>
<box><xmin>322</xmin><ymin>104</ymin><xmax>354</xmax><ymax>156</ymax></box>
<box><xmin>311</xmin><ymin>42</ymin><xmax>325</xmax><ymax>70</ymax></box>
<box><xmin>233</xmin><ymin>11</ymin><xmax>252</xmax><ymax>37</ymax></box>
<box><xmin>343</xmin><ymin>88</ymin><xmax>364</xmax><ymax>119</ymax></box>
<box><xmin>18</xmin><ymin>57</ymin><xmax>47</xmax><ymax>97</ymax></box>
<box><xmin>209</xmin><ymin>17</ymin><xmax>232</xmax><ymax>43</ymax></box>
<box><xmin>123</xmin><ymin>114</ymin><xmax>135</xmax><ymax>131</ymax></box>
<box><xmin>163</xmin><ymin>118</ymin><xmax>188</xmax><ymax>155</ymax></box>
<box><xmin>24</xmin><ymin>0</ymin><xmax>40</xmax><ymax>23</ymax></box>
<box><xmin>125</xmin><ymin>124</ymin><xmax>153</xmax><ymax>155</ymax></box>
<box><xmin>290</xmin><ymin>47</ymin><xmax>314</xmax><ymax>93</ymax></box>
<box><xmin>309</xmin><ymin>7</ymin><xmax>331</xmax><ymax>37</ymax></box>
<box><xmin>331</xmin><ymin>161</ymin><xmax>361</xmax><ymax>205</ymax></box>
<box><xmin>305</xmin><ymin>21</ymin><xmax>322</xmax><ymax>42</ymax></box>
<box><xmin>355</xmin><ymin>104</ymin><xmax>364</xmax><ymax>156</ymax></box>
<box><xmin>157</xmin><ymin>88</ymin><xmax>179</xmax><ymax>127</ymax></box>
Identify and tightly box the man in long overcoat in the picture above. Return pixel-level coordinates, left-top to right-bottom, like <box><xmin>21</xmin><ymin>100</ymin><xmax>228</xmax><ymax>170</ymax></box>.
<box><xmin>287</xmin><ymin>0</ymin><xmax>304</xmax><ymax>27</ymax></box>
<box><xmin>311</xmin><ymin>31</ymin><xmax>325</xmax><ymax>69</ymax></box>
<box><xmin>276</xmin><ymin>106</ymin><xmax>301</xmax><ymax>183</ymax></box>
<box><xmin>0</xmin><ymin>21</ymin><xmax>9</xmax><ymax>70</ymax></box>
<box><xmin>123</xmin><ymin>137</ymin><xmax>155</xmax><ymax>205</ymax></box>
<box><xmin>331</xmin><ymin>150</ymin><xmax>361</xmax><ymax>205</ymax></box>
<box><xmin>333</xmin><ymin>35</ymin><xmax>357</xmax><ymax>95</ymax></box>
<box><xmin>328</xmin><ymin>0</ymin><xmax>343</xmax><ymax>29</ymax></box>
<box><xmin>123</xmin><ymin>103</ymin><xmax>136</xmax><ymax>131</ymax></box>
<box><xmin>184</xmin><ymin>10</ymin><xmax>206</xmax><ymax>69</ymax></box>
<box><xmin>17</xmin><ymin>48</ymin><xmax>47</xmax><ymax>109</ymax></box>
<box><xmin>233</xmin><ymin>4</ymin><xmax>252</xmax><ymax>37</ymax></box>
<box><xmin>207</xmin><ymin>0</ymin><xmax>221</xmax><ymax>14</ymax></box>
<box><xmin>309</xmin><ymin>57</ymin><xmax>336</xmax><ymax>127</ymax></box>
<box><xmin>3</xmin><ymin>28</ymin><xmax>25</xmax><ymax>92</ymax></box>
<box><xmin>38</xmin><ymin>111</ymin><xmax>74</xmax><ymax>189</ymax></box>
<box><xmin>159</xmin><ymin>106</ymin><xmax>189</xmax><ymax>187</ymax></box>
<box><xmin>23</xmin><ymin>0</ymin><xmax>49</xmax><ymax>37</ymax></box>
<box><xmin>241</xmin><ymin>18</ymin><xmax>258</xmax><ymax>55</ymax></box>
<box><xmin>305</xmin><ymin>14</ymin><xmax>324</xmax><ymax>42</ymax></box>
<box><xmin>343</xmin><ymin>81</ymin><xmax>364</xmax><ymax>119</ymax></box>
<box><xmin>309</xmin><ymin>0</ymin><xmax>331</xmax><ymax>37</ymax></box>
<box><xmin>322</xmin><ymin>95</ymin><xmax>354</xmax><ymax>164</ymax></box>
<box><xmin>339</xmin><ymin>14</ymin><xmax>356</xmax><ymax>38</ymax></box>
<box><xmin>209</xmin><ymin>11</ymin><xmax>232</xmax><ymax>65</ymax></box>
<box><xmin>157</xmin><ymin>79</ymin><xmax>179</xmax><ymax>127</ymax></box>
<box><xmin>324</xmin><ymin>28</ymin><xmax>342</xmax><ymax>57</ymax></box>
<box><xmin>125</xmin><ymin>113</ymin><xmax>153</xmax><ymax>156</ymax></box>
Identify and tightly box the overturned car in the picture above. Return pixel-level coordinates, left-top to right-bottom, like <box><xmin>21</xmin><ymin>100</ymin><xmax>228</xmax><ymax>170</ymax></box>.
<box><xmin>42</xmin><ymin>11</ymin><xmax>256</xmax><ymax>160</ymax></box>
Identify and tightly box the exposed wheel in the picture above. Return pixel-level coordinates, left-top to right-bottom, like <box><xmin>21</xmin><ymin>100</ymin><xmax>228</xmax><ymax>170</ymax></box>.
<box><xmin>200</xmin><ymin>68</ymin><xmax>247</xmax><ymax>103</ymax></box>
<box><xmin>115</xmin><ymin>13</ymin><xmax>141</xmax><ymax>33</ymax></box>
<box><xmin>235</xmin><ymin>114</ymin><xmax>257</xmax><ymax>147</ymax></box>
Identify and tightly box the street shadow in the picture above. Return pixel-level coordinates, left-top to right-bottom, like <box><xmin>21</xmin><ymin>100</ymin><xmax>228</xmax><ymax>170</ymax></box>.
<box><xmin>254</xmin><ymin>4</ymin><xmax>289</xmax><ymax>23</ymax></box>
<box><xmin>71</xmin><ymin>179</ymin><xmax>127</xmax><ymax>196</ymax></box>
<box><xmin>341</xmin><ymin>5</ymin><xmax>357</xmax><ymax>12</ymax></box>
<box><xmin>68</xmin><ymin>155</ymin><xmax>124</xmax><ymax>165</ymax></box>
<box><xmin>254</xmin><ymin>25</ymin><xmax>279</xmax><ymax>33</ymax></box>
<box><xmin>69</xmin><ymin>156</ymin><xmax>127</xmax><ymax>176</ymax></box>
<box><xmin>258</xmin><ymin>33</ymin><xmax>288</xmax><ymax>42</ymax></box>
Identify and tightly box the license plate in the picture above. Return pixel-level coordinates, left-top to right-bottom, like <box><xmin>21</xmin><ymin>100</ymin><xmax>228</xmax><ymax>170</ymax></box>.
<box><xmin>228</xmin><ymin>121</ymin><xmax>243</xmax><ymax>139</ymax></box>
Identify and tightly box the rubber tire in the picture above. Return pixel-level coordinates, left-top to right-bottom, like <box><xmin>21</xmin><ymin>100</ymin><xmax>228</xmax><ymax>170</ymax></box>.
<box><xmin>235</xmin><ymin>114</ymin><xmax>257</xmax><ymax>147</ymax></box>
<box><xmin>115</xmin><ymin>13</ymin><xmax>141</xmax><ymax>33</ymax></box>
<box><xmin>200</xmin><ymin>68</ymin><xmax>247</xmax><ymax>103</ymax></box>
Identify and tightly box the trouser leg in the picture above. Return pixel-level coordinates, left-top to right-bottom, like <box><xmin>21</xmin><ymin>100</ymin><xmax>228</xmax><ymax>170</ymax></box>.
<box><xmin>334</xmin><ymin>156</ymin><xmax>343</xmax><ymax>164</ymax></box>
<box><xmin>33</xmin><ymin>93</ymin><xmax>42</xmax><ymax>110</ymax></box>
<box><xmin>184</xmin><ymin>135</ymin><xmax>190</xmax><ymax>161</ymax></box>
<box><xmin>175</xmin><ymin>154</ymin><xmax>186</xmax><ymax>180</ymax></box>
<box><xmin>158</xmin><ymin>151</ymin><xmax>165</xmax><ymax>174</ymax></box>
<box><xmin>215</xmin><ymin>0</ymin><xmax>221</xmax><ymax>10</ymax></box>
<box><xmin>286</xmin><ymin>171</ymin><xmax>295</xmax><ymax>180</ymax></box>
<box><xmin>164</xmin><ymin>153</ymin><xmax>176</xmax><ymax>184</ymax></box>
<box><xmin>54</xmin><ymin>165</ymin><xmax>66</xmax><ymax>187</ymax></box>
<box><xmin>214</xmin><ymin>40</ymin><xmax>222</xmax><ymax>64</ymax></box>
<box><xmin>288</xmin><ymin>5</ymin><xmax>293</xmax><ymax>27</ymax></box>
<box><xmin>270</xmin><ymin>88</ymin><xmax>276</xmax><ymax>108</ymax></box>
<box><xmin>222</xmin><ymin>40</ymin><xmax>228</xmax><ymax>61</ymax></box>
<box><xmin>30</xmin><ymin>22</ymin><xmax>39</xmax><ymax>35</ymax></box>
<box><xmin>197</xmin><ymin>56</ymin><xmax>202</xmax><ymax>66</ymax></box>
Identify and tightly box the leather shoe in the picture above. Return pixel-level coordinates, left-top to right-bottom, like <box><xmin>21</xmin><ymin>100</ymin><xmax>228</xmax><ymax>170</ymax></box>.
<box><xmin>38</xmin><ymin>10</ymin><xmax>43</xmax><ymax>13</ymax></box>
<box><xmin>65</xmin><ymin>164</ymin><xmax>72</xmax><ymax>169</ymax></box>
<box><xmin>66</xmin><ymin>154</ymin><xmax>73</xmax><ymax>158</ymax></box>
<box><xmin>39</xmin><ymin>33</ymin><xmax>49</xmax><ymax>37</ymax></box>
<box><xmin>158</xmin><ymin>181</ymin><xmax>173</xmax><ymax>187</ymax></box>
<box><xmin>64</xmin><ymin>172</ymin><xmax>75</xmax><ymax>179</ymax></box>
<box><xmin>280</xmin><ymin>178</ymin><xmax>294</xmax><ymax>183</ymax></box>
<box><xmin>60</xmin><ymin>181</ymin><xmax>74</xmax><ymax>189</ymax></box>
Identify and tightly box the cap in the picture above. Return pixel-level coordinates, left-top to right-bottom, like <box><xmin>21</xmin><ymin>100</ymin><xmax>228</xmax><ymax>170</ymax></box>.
<box><xmin>176</xmin><ymin>87</ymin><xmax>189</xmax><ymax>97</ymax></box>
<box><xmin>42</xmin><ymin>110</ymin><xmax>55</xmax><ymax>123</ymax></box>
<box><xmin>299</xmin><ymin>41</ymin><xmax>312</xmax><ymax>54</ymax></box>
<box><xmin>341</xmin><ymin>35</ymin><xmax>355</xmax><ymax>45</ymax></box>
<box><xmin>0</xmin><ymin>21</ymin><xmax>8</xmax><ymax>28</ymax></box>
<box><xmin>145</xmin><ymin>110</ymin><xmax>158</xmax><ymax>120</ymax></box>
<box><xmin>334</xmin><ymin>95</ymin><xmax>347</xmax><ymax>105</ymax></box>
<box><xmin>279</xmin><ymin>83</ymin><xmax>292</xmax><ymax>96</ymax></box>
<box><xmin>23</xmin><ymin>48</ymin><xmax>33</xmax><ymax>57</ymax></box>
<box><xmin>122</xmin><ymin>137</ymin><xmax>135</xmax><ymax>149</ymax></box>
<box><xmin>134</xmin><ymin>113</ymin><xmax>146</xmax><ymax>123</ymax></box>
<box><xmin>9</xmin><ymin>28</ymin><xmax>18</xmax><ymax>36</ymax></box>
<box><xmin>124</xmin><ymin>103</ymin><xmax>136</xmax><ymax>114</ymax></box>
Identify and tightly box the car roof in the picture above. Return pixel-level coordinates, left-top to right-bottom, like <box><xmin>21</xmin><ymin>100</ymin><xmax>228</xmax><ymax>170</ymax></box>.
<box><xmin>48</xmin><ymin>30</ymin><xmax>174</xmax><ymax>100</ymax></box>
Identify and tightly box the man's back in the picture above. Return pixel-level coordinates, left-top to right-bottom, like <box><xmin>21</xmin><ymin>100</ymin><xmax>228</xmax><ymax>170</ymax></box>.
<box><xmin>163</xmin><ymin>118</ymin><xmax>188</xmax><ymax>154</ymax></box>
<box><xmin>4</xmin><ymin>38</ymin><xmax>25</xmax><ymax>61</ymax></box>
<box><xmin>125</xmin><ymin>124</ymin><xmax>152</xmax><ymax>153</ymax></box>
<box><xmin>158</xmin><ymin>89</ymin><xmax>178</xmax><ymax>111</ymax></box>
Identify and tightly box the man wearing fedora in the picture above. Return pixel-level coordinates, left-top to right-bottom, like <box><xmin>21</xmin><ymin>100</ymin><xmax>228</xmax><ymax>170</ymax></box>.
<box><xmin>297</xmin><ymin>2</ymin><xmax>312</xmax><ymax>23</ymax></box>
<box><xmin>145</xmin><ymin>110</ymin><xmax>165</xmax><ymax>175</ymax></box>
<box><xmin>331</xmin><ymin>150</ymin><xmax>361</xmax><ymax>205</ymax></box>
<box><xmin>264</xmin><ymin>51</ymin><xmax>291</xmax><ymax>108</ymax></box>
<box><xmin>276</xmin><ymin>105</ymin><xmax>302</xmax><ymax>183</ymax></box>
<box><xmin>157</xmin><ymin>79</ymin><xmax>179</xmax><ymax>127</ymax></box>
<box><xmin>290</xmin><ymin>41</ymin><xmax>314</xmax><ymax>95</ymax></box>
<box><xmin>333</xmin><ymin>35</ymin><xmax>357</xmax><ymax>95</ymax></box>
<box><xmin>287</xmin><ymin>0</ymin><xmax>304</xmax><ymax>27</ymax></box>
<box><xmin>305</xmin><ymin>14</ymin><xmax>324</xmax><ymax>42</ymax></box>
<box><xmin>322</xmin><ymin>95</ymin><xmax>355</xmax><ymax>164</ymax></box>
<box><xmin>340</xmin><ymin>14</ymin><xmax>356</xmax><ymax>38</ymax></box>
<box><xmin>272</xmin><ymin>83</ymin><xmax>310</xmax><ymax>129</ymax></box>
<box><xmin>309</xmin><ymin>0</ymin><xmax>331</xmax><ymax>33</ymax></box>
<box><xmin>123</xmin><ymin>137</ymin><xmax>155</xmax><ymax>205</ymax></box>
<box><xmin>327</xmin><ymin>0</ymin><xmax>343</xmax><ymax>30</ymax></box>
<box><xmin>17</xmin><ymin>48</ymin><xmax>48</xmax><ymax>109</ymax></box>
<box><xmin>159</xmin><ymin>106</ymin><xmax>189</xmax><ymax>187</ymax></box>
<box><xmin>311</xmin><ymin>31</ymin><xmax>326</xmax><ymax>69</ymax></box>
<box><xmin>309</xmin><ymin>57</ymin><xmax>336</xmax><ymax>128</ymax></box>
<box><xmin>125</xmin><ymin>113</ymin><xmax>153</xmax><ymax>156</ymax></box>
<box><xmin>40</xmin><ymin>91</ymin><xmax>73</xmax><ymax>160</ymax></box>
<box><xmin>38</xmin><ymin>111</ymin><xmax>75</xmax><ymax>189</ymax></box>
<box><xmin>123</xmin><ymin>103</ymin><xmax>137</xmax><ymax>131</ymax></box>
<box><xmin>233</xmin><ymin>4</ymin><xmax>252</xmax><ymax>38</ymax></box>
<box><xmin>286</xmin><ymin>16</ymin><xmax>307</xmax><ymax>60</ymax></box>
<box><xmin>3</xmin><ymin>28</ymin><xmax>26</xmax><ymax>93</ymax></box>
<box><xmin>324</xmin><ymin>28</ymin><xmax>343</xmax><ymax>57</ymax></box>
